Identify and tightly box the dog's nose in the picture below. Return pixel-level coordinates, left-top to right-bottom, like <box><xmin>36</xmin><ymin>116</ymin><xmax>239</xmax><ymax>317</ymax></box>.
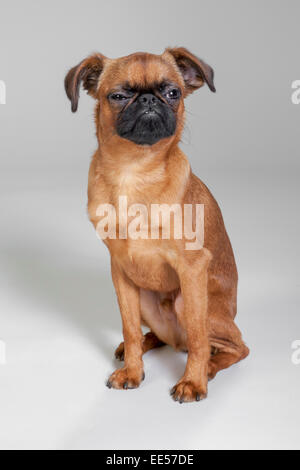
<box><xmin>138</xmin><ymin>93</ymin><xmax>158</xmax><ymax>106</ymax></box>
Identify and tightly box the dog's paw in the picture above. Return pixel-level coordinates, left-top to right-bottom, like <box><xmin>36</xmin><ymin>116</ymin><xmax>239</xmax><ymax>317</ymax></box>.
<box><xmin>114</xmin><ymin>342</ymin><xmax>125</xmax><ymax>361</ymax></box>
<box><xmin>170</xmin><ymin>380</ymin><xmax>207</xmax><ymax>403</ymax></box>
<box><xmin>106</xmin><ymin>367</ymin><xmax>145</xmax><ymax>390</ymax></box>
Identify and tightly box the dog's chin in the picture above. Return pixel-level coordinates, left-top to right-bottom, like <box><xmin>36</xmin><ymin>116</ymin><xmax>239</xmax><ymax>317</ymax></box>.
<box><xmin>117</xmin><ymin>111</ymin><xmax>176</xmax><ymax>146</ymax></box>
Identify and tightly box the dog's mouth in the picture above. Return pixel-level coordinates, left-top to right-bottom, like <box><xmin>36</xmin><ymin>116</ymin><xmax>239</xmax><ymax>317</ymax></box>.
<box><xmin>141</xmin><ymin>109</ymin><xmax>161</xmax><ymax>117</ymax></box>
<box><xmin>119</xmin><ymin>114</ymin><xmax>169</xmax><ymax>146</ymax></box>
<box><xmin>133</xmin><ymin>107</ymin><xmax>163</xmax><ymax>123</ymax></box>
<box><xmin>137</xmin><ymin>109</ymin><xmax>164</xmax><ymax>127</ymax></box>
<box><xmin>116</xmin><ymin>101</ymin><xmax>177</xmax><ymax>146</ymax></box>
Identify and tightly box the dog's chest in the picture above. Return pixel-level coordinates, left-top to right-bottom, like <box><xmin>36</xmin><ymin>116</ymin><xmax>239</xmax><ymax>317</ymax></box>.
<box><xmin>88</xmin><ymin>161</ymin><xmax>181</xmax><ymax>291</ymax></box>
<box><xmin>110</xmin><ymin>239</ymin><xmax>179</xmax><ymax>292</ymax></box>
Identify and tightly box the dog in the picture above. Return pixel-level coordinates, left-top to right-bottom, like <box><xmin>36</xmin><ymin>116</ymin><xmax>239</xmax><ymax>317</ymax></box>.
<box><xmin>65</xmin><ymin>47</ymin><xmax>249</xmax><ymax>403</ymax></box>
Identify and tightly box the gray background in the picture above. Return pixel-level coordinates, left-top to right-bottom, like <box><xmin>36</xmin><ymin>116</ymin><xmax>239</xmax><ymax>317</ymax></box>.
<box><xmin>0</xmin><ymin>0</ymin><xmax>299</xmax><ymax>450</ymax></box>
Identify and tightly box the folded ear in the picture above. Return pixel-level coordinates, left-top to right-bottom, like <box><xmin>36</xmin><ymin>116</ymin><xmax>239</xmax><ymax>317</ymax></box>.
<box><xmin>64</xmin><ymin>53</ymin><xmax>106</xmax><ymax>112</ymax></box>
<box><xmin>165</xmin><ymin>47</ymin><xmax>216</xmax><ymax>95</ymax></box>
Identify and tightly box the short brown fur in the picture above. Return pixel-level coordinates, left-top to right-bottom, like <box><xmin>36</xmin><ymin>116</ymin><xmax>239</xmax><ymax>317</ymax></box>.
<box><xmin>65</xmin><ymin>48</ymin><xmax>249</xmax><ymax>403</ymax></box>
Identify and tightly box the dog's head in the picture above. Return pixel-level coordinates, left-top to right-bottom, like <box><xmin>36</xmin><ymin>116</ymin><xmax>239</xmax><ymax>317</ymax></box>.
<box><xmin>65</xmin><ymin>48</ymin><xmax>215</xmax><ymax>147</ymax></box>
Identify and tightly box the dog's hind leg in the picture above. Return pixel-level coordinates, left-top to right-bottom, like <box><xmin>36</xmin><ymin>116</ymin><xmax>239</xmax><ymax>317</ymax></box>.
<box><xmin>115</xmin><ymin>331</ymin><xmax>165</xmax><ymax>361</ymax></box>
<box><xmin>208</xmin><ymin>312</ymin><xmax>249</xmax><ymax>380</ymax></box>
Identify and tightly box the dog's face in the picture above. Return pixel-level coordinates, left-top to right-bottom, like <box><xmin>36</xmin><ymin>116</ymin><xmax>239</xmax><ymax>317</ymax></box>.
<box><xmin>65</xmin><ymin>48</ymin><xmax>215</xmax><ymax>147</ymax></box>
<box><xmin>109</xmin><ymin>78</ymin><xmax>179</xmax><ymax>146</ymax></box>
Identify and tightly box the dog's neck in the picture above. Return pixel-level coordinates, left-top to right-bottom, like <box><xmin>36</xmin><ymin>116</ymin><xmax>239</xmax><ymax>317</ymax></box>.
<box><xmin>94</xmin><ymin>136</ymin><xmax>191</xmax><ymax>206</ymax></box>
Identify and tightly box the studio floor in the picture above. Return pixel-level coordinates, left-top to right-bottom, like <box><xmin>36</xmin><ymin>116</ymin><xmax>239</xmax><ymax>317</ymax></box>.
<box><xmin>0</xmin><ymin>168</ymin><xmax>299</xmax><ymax>450</ymax></box>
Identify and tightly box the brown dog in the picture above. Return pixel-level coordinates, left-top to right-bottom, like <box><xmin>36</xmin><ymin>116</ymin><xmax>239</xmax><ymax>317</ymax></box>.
<box><xmin>65</xmin><ymin>47</ymin><xmax>249</xmax><ymax>403</ymax></box>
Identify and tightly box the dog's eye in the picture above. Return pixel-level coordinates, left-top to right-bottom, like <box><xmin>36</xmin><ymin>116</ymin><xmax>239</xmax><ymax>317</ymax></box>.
<box><xmin>166</xmin><ymin>89</ymin><xmax>180</xmax><ymax>99</ymax></box>
<box><xmin>110</xmin><ymin>93</ymin><xmax>128</xmax><ymax>101</ymax></box>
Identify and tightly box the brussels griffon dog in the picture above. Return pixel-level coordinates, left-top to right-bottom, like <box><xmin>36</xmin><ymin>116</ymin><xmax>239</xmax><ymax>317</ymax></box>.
<box><xmin>65</xmin><ymin>47</ymin><xmax>249</xmax><ymax>403</ymax></box>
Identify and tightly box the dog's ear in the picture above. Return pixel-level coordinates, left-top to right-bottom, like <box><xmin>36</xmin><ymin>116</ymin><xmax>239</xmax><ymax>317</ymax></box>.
<box><xmin>64</xmin><ymin>53</ymin><xmax>106</xmax><ymax>112</ymax></box>
<box><xmin>165</xmin><ymin>47</ymin><xmax>216</xmax><ymax>95</ymax></box>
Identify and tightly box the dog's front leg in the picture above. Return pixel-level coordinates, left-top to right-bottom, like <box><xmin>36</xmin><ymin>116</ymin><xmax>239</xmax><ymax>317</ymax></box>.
<box><xmin>171</xmin><ymin>249</ymin><xmax>212</xmax><ymax>403</ymax></box>
<box><xmin>107</xmin><ymin>259</ymin><xmax>144</xmax><ymax>390</ymax></box>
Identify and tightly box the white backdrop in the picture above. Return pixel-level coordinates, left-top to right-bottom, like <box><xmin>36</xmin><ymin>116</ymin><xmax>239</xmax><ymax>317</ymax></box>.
<box><xmin>0</xmin><ymin>0</ymin><xmax>299</xmax><ymax>450</ymax></box>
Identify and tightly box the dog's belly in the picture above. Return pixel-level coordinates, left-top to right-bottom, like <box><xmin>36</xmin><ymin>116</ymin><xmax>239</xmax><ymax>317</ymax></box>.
<box><xmin>140</xmin><ymin>288</ymin><xmax>187</xmax><ymax>351</ymax></box>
